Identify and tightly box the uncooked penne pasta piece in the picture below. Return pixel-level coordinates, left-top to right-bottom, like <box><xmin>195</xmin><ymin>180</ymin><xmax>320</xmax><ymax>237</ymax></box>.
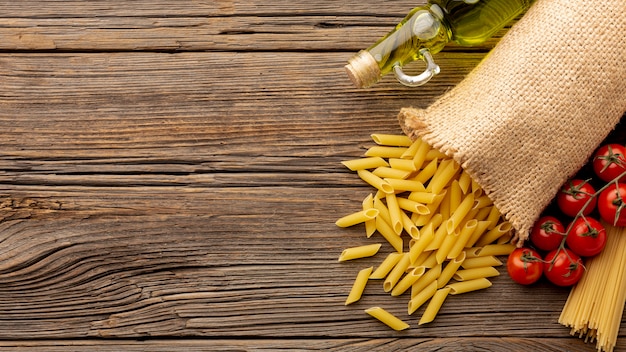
<box><xmin>362</xmin><ymin>194</ymin><xmax>377</xmax><ymax>238</ymax></box>
<box><xmin>384</xmin><ymin>178</ymin><xmax>426</xmax><ymax>192</ymax></box>
<box><xmin>475</xmin><ymin>243</ymin><xmax>516</xmax><ymax>257</ymax></box>
<box><xmin>375</xmin><ymin>217</ymin><xmax>404</xmax><ymax>253</ymax></box>
<box><xmin>461</xmin><ymin>256</ymin><xmax>502</xmax><ymax>269</ymax></box>
<box><xmin>446</xmin><ymin>278</ymin><xmax>492</xmax><ymax>295</ymax></box>
<box><xmin>419</xmin><ymin>287</ymin><xmax>451</xmax><ymax>325</ymax></box>
<box><xmin>338</xmin><ymin>243</ymin><xmax>382</xmax><ymax>262</ymax></box>
<box><xmin>411</xmin><ymin>264</ymin><xmax>442</xmax><ymax>298</ymax></box>
<box><xmin>385</xmin><ymin>192</ymin><xmax>403</xmax><ymax>235</ymax></box>
<box><xmin>370</xmin><ymin>133</ymin><xmax>413</xmax><ymax>147</ymax></box>
<box><xmin>346</xmin><ymin>267</ymin><xmax>374</xmax><ymax>305</ymax></box>
<box><xmin>397</xmin><ymin>197</ymin><xmax>430</xmax><ymax>215</ymax></box>
<box><xmin>475</xmin><ymin>221</ymin><xmax>513</xmax><ymax>247</ymax></box>
<box><xmin>436</xmin><ymin>229</ymin><xmax>459</xmax><ymax>264</ymax></box>
<box><xmin>365</xmin><ymin>307</ymin><xmax>410</xmax><ymax>331</ymax></box>
<box><xmin>341</xmin><ymin>156</ymin><xmax>389</xmax><ymax>171</ymax></box>
<box><xmin>335</xmin><ymin>208</ymin><xmax>379</xmax><ymax>228</ymax></box>
<box><xmin>414</xmin><ymin>158</ymin><xmax>439</xmax><ymax>184</ymax></box>
<box><xmin>485</xmin><ymin>206</ymin><xmax>502</xmax><ymax>230</ymax></box>
<box><xmin>428</xmin><ymin>159</ymin><xmax>460</xmax><ymax>195</ymax></box>
<box><xmin>447</xmin><ymin>219</ymin><xmax>478</xmax><ymax>260</ymax></box>
<box><xmin>409</xmin><ymin>223</ymin><xmax>435</xmax><ymax>264</ymax></box>
<box><xmin>389</xmin><ymin>158</ymin><xmax>417</xmax><ymax>172</ymax></box>
<box><xmin>401</xmin><ymin>138</ymin><xmax>422</xmax><ymax>159</ymax></box>
<box><xmin>449</xmin><ymin>180</ymin><xmax>462</xmax><ymax>213</ymax></box>
<box><xmin>414</xmin><ymin>193</ymin><xmax>446</xmax><ymax>226</ymax></box>
<box><xmin>408</xmin><ymin>191</ymin><xmax>437</xmax><ymax>204</ymax></box>
<box><xmin>370</xmin><ymin>252</ymin><xmax>404</xmax><ymax>279</ymax></box>
<box><xmin>473</xmin><ymin>195</ymin><xmax>494</xmax><ymax>210</ymax></box>
<box><xmin>437</xmin><ymin>252</ymin><xmax>466</xmax><ymax>288</ymax></box>
<box><xmin>373</xmin><ymin>196</ymin><xmax>392</xmax><ymax>225</ymax></box>
<box><xmin>373</xmin><ymin>166</ymin><xmax>411</xmax><ymax>180</ymax></box>
<box><xmin>412</xmin><ymin>138</ymin><xmax>431</xmax><ymax>170</ymax></box>
<box><xmin>384</xmin><ymin>253</ymin><xmax>411</xmax><ymax>292</ymax></box>
<box><xmin>458</xmin><ymin>170</ymin><xmax>472</xmax><ymax>194</ymax></box>
<box><xmin>412</xmin><ymin>250</ymin><xmax>432</xmax><ymax>268</ymax></box>
<box><xmin>391</xmin><ymin>266</ymin><xmax>426</xmax><ymax>296</ymax></box>
<box><xmin>446</xmin><ymin>193</ymin><xmax>475</xmax><ymax>234</ymax></box>
<box><xmin>408</xmin><ymin>280</ymin><xmax>437</xmax><ymax>315</ymax></box>
<box><xmin>400</xmin><ymin>210</ymin><xmax>420</xmax><ymax>239</ymax></box>
<box><xmin>357</xmin><ymin>170</ymin><xmax>394</xmax><ymax>194</ymax></box>
<box><xmin>365</xmin><ymin>146</ymin><xmax>408</xmax><ymax>159</ymax></box>
<box><xmin>424</xmin><ymin>219</ymin><xmax>449</xmax><ymax>252</ymax></box>
<box><xmin>453</xmin><ymin>266</ymin><xmax>500</xmax><ymax>281</ymax></box>
<box><xmin>425</xmin><ymin>148</ymin><xmax>448</xmax><ymax>161</ymax></box>
<box><xmin>465</xmin><ymin>220</ymin><xmax>493</xmax><ymax>248</ymax></box>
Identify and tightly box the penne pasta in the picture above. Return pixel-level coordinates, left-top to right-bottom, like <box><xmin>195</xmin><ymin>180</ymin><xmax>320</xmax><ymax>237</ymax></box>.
<box><xmin>342</xmin><ymin>156</ymin><xmax>389</xmax><ymax>171</ymax></box>
<box><xmin>436</xmin><ymin>228</ymin><xmax>460</xmax><ymax>264</ymax></box>
<box><xmin>453</xmin><ymin>266</ymin><xmax>500</xmax><ymax>281</ymax></box>
<box><xmin>375</xmin><ymin>217</ymin><xmax>404</xmax><ymax>253</ymax></box>
<box><xmin>389</xmin><ymin>158</ymin><xmax>417</xmax><ymax>172</ymax></box>
<box><xmin>370</xmin><ymin>252</ymin><xmax>404</xmax><ymax>279</ymax></box>
<box><xmin>401</xmin><ymin>138</ymin><xmax>422</xmax><ymax>159</ymax></box>
<box><xmin>385</xmin><ymin>192</ymin><xmax>404</xmax><ymax>235</ymax></box>
<box><xmin>446</xmin><ymin>278</ymin><xmax>492</xmax><ymax>295</ymax></box>
<box><xmin>475</xmin><ymin>243</ymin><xmax>516</xmax><ymax>257</ymax></box>
<box><xmin>411</xmin><ymin>139</ymin><xmax>431</xmax><ymax>170</ymax></box>
<box><xmin>411</xmin><ymin>264</ymin><xmax>442</xmax><ymax>298</ymax></box>
<box><xmin>414</xmin><ymin>193</ymin><xmax>446</xmax><ymax>226</ymax></box>
<box><xmin>365</xmin><ymin>146</ymin><xmax>409</xmax><ymax>159</ymax></box>
<box><xmin>397</xmin><ymin>197</ymin><xmax>430</xmax><ymax>215</ymax></box>
<box><xmin>373</xmin><ymin>166</ymin><xmax>412</xmax><ymax>180</ymax></box>
<box><xmin>384</xmin><ymin>178</ymin><xmax>426</xmax><ymax>192</ymax></box>
<box><xmin>409</xmin><ymin>222</ymin><xmax>435</xmax><ymax>264</ymax></box>
<box><xmin>458</xmin><ymin>170</ymin><xmax>472</xmax><ymax>194</ymax></box>
<box><xmin>475</xmin><ymin>221</ymin><xmax>513</xmax><ymax>247</ymax></box>
<box><xmin>414</xmin><ymin>158</ymin><xmax>439</xmax><ymax>184</ymax></box>
<box><xmin>446</xmin><ymin>193</ymin><xmax>475</xmax><ymax>234</ymax></box>
<box><xmin>447</xmin><ymin>219</ymin><xmax>478</xmax><ymax>260</ymax></box>
<box><xmin>335</xmin><ymin>208</ymin><xmax>380</xmax><ymax>228</ymax></box>
<box><xmin>407</xmin><ymin>191</ymin><xmax>437</xmax><ymax>204</ymax></box>
<box><xmin>408</xmin><ymin>280</ymin><xmax>437</xmax><ymax>315</ymax></box>
<box><xmin>338</xmin><ymin>243</ymin><xmax>382</xmax><ymax>262</ymax></box>
<box><xmin>362</xmin><ymin>193</ymin><xmax>377</xmax><ymax>238</ymax></box>
<box><xmin>365</xmin><ymin>307</ymin><xmax>410</xmax><ymax>331</ymax></box>
<box><xmin>370</xmin><ymin>133</ymin><xmax>413</xmax><ymax>147</ymax></box>
<box><xmin>357</xmin><ymin>169</ymin><xmax>394</xmax><ymax>194</ymax></box>
<box><xmin>437</xmin><ymin>251</ymin><xmax>466</xmax><ymax>288</ymax></box>
<box><xmin>400</xmin><ymin>210</ymin><xmax>420</xmax><ymax>239</ymax></box>
<box><xmin>384</xmin><ymin>253</ymin><xmax>411</xmax><ymax>292</ymax></box>
<box><xmin>465</xmin><ymin>220</ymin><xmax>493</xmax><ymax>248</ymax></box>
<box><xmin>461</xmin><ymin>256</ymin><xmax>502</xmax><ymax>269</ymax></box>
<box><xmin>419</xmin><ymin>287</ymin><xmax>451</xmax><ymax>325</ymax></box>
<box><xmin>391</xmin><ymin>266</ymin><xmax>426</xmax><ymax>297</ymax></box>
<box><xmin>346</xmin><ymin>267</ymin><xmax>374</xmax><ymax>305</ymax></box>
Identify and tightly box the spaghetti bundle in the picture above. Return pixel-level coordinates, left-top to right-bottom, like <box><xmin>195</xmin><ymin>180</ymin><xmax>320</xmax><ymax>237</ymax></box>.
<box><xmin>559</xmin><ymin>223</ymin><xmax>626</xmax><ymax>352</ymax></box>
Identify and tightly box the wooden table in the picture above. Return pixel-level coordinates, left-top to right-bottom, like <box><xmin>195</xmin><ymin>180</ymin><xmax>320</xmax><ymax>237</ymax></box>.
<box><xmin>0</xmin><ymin>1</ymin><xmax>623</xmax><ymax>351</ymax></box>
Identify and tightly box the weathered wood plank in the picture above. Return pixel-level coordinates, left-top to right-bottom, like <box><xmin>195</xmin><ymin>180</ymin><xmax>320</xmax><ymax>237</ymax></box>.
<box><xmin>0</xmin><ymin>185</ymin><xmax>622</xmax><ymax>345</ymax></box>
<box><xmin>0</xmin><ymin>337</ymin><xmax>611</xmax><ymax>351</ymax></box>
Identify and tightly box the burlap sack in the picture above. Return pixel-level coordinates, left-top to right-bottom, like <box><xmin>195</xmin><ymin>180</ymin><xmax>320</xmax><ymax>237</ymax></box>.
<box><xmin>399</xmin><ymin>0</ymin><xmax>626</xmax><ymax>245</ymax></box>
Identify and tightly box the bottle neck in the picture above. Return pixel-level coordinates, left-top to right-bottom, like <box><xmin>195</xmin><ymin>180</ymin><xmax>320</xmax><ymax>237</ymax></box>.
<box><xmin>345</xmin><ymin>4</ymin><xmax>451</xmax><ymax>88</ymax></box>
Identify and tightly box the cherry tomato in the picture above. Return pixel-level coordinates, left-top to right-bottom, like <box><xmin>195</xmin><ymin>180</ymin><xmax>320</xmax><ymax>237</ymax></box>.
<box><xmin>529</xmin><ymin>216</ymin><xmax>565</xmax><ymax>251</ymax></box>
<box><xmin>598</xmin><ymin>183</ymin><xmax>626</xmax><ymax>226</ymax></box>
<box><xmin>556</xmin><ymin>179</ymin><xmax>597</xmax><ymax>217</ymax></box>
<box><xmin>565</xmin><ymin>217</ymin><xmax>606</xmax><ymax>257</ymax></box>
<box><xmin>593</xmin><ymin>144</ymin><xmax>626</xmax><ymax>182</ymax></box>
<box><xmin>507</xmin><ymin>248</ymin><xmax>543</xmax><ymax>285</ymax></box>
<box><xmin>543</xmin><ymin>249</ymin><xmax>584</xmax><ymax>287</ymax></box>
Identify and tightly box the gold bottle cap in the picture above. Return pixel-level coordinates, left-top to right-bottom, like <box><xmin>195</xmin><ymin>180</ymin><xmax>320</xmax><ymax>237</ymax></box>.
<box><xmin>344</xmin><ymin>50</ymin><xmax>381</xmax><ymax>89</ymax></box>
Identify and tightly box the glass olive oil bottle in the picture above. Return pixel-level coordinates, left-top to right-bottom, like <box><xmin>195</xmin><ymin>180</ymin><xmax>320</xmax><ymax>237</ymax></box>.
<box><xmin>345</xmin><ymin>0</ymin><xmax>533</xmax><ymax>88</ymax></box>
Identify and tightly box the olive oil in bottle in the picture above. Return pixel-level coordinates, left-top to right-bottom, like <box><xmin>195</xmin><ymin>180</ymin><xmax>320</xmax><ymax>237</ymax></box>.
<box><xmin>345</xmin><ymin>0</ymin><xmax>533</xmax><ymax>88</ymax></box>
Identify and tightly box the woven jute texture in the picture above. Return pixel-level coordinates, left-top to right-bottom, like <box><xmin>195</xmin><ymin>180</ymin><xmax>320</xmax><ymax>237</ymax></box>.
<box><xmin>399</xmin><ymin>0</ymin><xmax>626</xmax><ymax>245</ymax></box>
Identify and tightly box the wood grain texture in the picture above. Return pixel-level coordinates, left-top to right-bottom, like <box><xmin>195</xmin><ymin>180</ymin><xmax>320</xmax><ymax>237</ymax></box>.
<box><xmin>0</xmin><ymin>0</ymin><xmax>623</xmax><ymax>351</ymax></box>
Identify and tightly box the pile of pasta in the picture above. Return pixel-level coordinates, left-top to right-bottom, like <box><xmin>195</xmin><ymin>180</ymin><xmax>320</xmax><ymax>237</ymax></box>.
<box><xmin>559</xmin><ymin>223</ymin><xmax>626</xmax><ymax>352</ymax></box>
<box><xmin>337</xmin><ymin>134</ymin><xmax>515</xmax><ymax>330</ymax></box>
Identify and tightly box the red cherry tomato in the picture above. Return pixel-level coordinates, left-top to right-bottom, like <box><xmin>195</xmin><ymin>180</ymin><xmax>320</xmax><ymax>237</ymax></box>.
<box><xmin>556</xmin><ymin>179</ymin><xmax>597</xmax><ymax>218</ymax></box>
<box><xmin>543</xmin><ymin>249</ymin><xmax>584</xmax><ymax>287</ymax></box>
<box><xmin>565</xmin><ymin>217</ymin><xmax>607</xmax><ymax>257</ymax></box>
<box><xmin>598</xmin><ymin>183</ymin><xmax>626</xmax><ymax>227</ymax></box>
<box><xmin>507</xmin><ymin>247</ymin><xmax>543</xmax><ymax>285</ymax></box>
<box><xmin>593</xmin><ymin>144</ymin><xmax>626</xmax><ymax>182</ymax></box>
<box><xmin>529</xmin><ymin>216</ymin><xmax>565</xmax><ymax>251</ymax></box>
